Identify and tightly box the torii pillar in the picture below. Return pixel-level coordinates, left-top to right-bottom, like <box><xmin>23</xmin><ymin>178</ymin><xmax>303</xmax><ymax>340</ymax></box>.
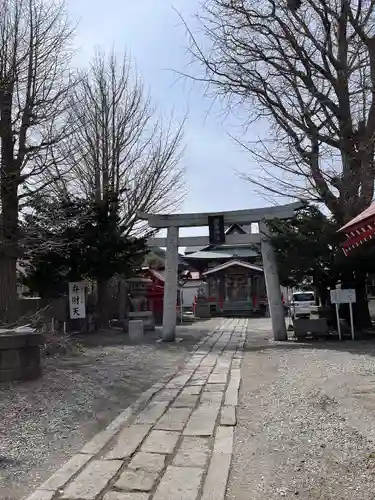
<box><xmin>259</xmin><ymin>221</ymin><xmax>287</xmax><ymax>341</ymax></box>
<box><xmin>163</xmin><ymin>225</ymin><xmax>179</xmax><ymax>341</ymax></box>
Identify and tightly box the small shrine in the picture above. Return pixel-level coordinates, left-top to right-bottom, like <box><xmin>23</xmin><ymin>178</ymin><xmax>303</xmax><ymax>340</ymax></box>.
<box><xmin>184</xmin><ymin>223</ymin><xmax>268</xmax><ymax>316</ymax></box>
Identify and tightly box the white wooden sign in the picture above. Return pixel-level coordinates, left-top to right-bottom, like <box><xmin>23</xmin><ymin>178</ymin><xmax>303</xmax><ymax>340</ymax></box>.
<box><xmin>330</xmin><ymin>288</ymin><xmax>356</xmax><ymax>341</ymax></box>
<box><xmin>69</xmin><ymin>281</ymin><xmax>86</xmax><ymax>319</ymax></box>
<box><xmin>330</xmin><ymin>288</ymin><xmax>356</xmax><ymax>304</ymax></box>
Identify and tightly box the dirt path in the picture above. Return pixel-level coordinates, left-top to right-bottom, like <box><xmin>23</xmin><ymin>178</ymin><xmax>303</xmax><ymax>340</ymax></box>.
<box><xmin>228</xmin><ymin>318</ymin><xmax>375</xmax><ymax>500</ymax></box>
<box><xmin>0</xmin><ymin>320</ymin><xmax>218</xmax><ymax>500</ymax></box>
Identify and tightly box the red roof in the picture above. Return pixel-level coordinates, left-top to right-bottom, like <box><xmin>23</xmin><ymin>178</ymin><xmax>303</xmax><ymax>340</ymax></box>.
<box><xmin>340</xmin><ymin>203</ymin><xmax>375</xmax><ymax>233</ymax></box>
<box><xmin>339</xmin><ymin>202</ymin><xmax>375</xmax><ymax>255</ymax></box>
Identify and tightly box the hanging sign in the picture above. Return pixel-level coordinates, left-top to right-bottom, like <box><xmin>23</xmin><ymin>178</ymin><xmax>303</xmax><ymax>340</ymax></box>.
<box><xmin>208</xmin><ymin>215</ymin><xmax>225</xmax><ymax>244</ymax></box>
<box><xmin>69</xmin><ymin>282</ymin><xmax>86</xmax><ymax>319</ymax></box>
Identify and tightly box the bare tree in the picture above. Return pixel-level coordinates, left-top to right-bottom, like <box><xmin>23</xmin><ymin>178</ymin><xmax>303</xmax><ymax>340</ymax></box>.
<box><xmin>56</xmin><ymin>50</ymin><xmax>185</xmax><ymax>322</ymax></box>
<box><xmin>186</xmin><ymin>0</ymin><xmax>375</xmax><ymax>224</ymax></box>
<box><xmin>63</xmin><ymin>50</ymin><xmax>185</xmax><ymax>232</ymax></box>
<box><xmin>0</xmin><ymin>0</ymin><xmax>75</xmax><ymax>322</ymax></box>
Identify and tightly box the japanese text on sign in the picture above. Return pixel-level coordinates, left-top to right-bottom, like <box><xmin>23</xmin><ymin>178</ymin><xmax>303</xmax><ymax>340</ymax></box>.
<box><xmin>68</xmin><ymin>282</ymin><xmax>86</xmax><ymax>319</ymax></box>
<box><xmin>208</xmin><ymin>215</ymin><xmax>225</xmax><ymax>245</ymax></box>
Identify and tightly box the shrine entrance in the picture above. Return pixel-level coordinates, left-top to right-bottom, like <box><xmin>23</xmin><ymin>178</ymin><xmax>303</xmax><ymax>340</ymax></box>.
<box><xmin>139</xmin><ymin>202</ymin><xmax>302</xmax><ymax>342</ymax></box>
<box><xmin>225</xmin><ymin>270</ymin><xmax>248</xmax><ymax>301</ymax></box>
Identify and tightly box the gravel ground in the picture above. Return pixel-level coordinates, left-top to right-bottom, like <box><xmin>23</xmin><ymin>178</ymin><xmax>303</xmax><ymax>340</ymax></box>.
<box><xmin>0</xmin><ymin>320</ymin><xmax>218</xmax><ymax>500</ymax></box>
<box><xmin>228</xmin><ymin>318</ymin><xmax>375</xmax><ymax>500</ymax></box>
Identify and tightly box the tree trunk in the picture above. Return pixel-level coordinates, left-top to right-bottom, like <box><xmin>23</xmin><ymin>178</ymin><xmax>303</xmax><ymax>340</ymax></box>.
<box><xmin>0</xmin><ymin>254</ymin><xmax>18</xmax><ymax>324</ymax></box>
<box><xmin>96</xmin><ymin>279</ymin><xmax>110</xmax><ymax>329</ymax></box>
<box><xmin>340</xmin><ymin>271</ymin><xmax>372</xmax><ymax>329</ymax></box>
<box><xmin>0</xmin><ymin>86</ymin><xmax>20</xmax><ymax>326</ymax></box>
<box><xmin>353</xmin><ymin>274</ymin><xmax>372</xmax><ymax>329</ymax></box>
<box><xmin>316</xmin><ymin>285</ymin><xmax>329</xmax><ymax>307</ymax></box>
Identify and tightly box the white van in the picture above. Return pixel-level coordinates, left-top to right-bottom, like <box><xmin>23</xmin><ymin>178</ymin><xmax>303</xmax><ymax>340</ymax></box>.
<box><xmin>290</xmin><ymin>291</ymin><xmax>316</xmax><ymax>319</ymax></box>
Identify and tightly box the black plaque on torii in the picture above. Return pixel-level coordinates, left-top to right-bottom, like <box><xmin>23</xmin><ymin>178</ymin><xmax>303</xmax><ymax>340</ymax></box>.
<box><xmin>208</xmin><ymin>215</ymin><xmax>225</xmax><ymax>245</ymax></box>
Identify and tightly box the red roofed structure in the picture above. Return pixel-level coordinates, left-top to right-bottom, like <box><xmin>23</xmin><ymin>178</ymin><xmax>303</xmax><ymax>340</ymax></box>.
<box><xmin>339</xmin><ymin>203</ymin><xmax>375</xmax><ymax>255</ymax></box>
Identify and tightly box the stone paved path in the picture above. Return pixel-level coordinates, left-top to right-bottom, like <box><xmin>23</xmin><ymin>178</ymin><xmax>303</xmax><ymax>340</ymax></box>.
<box><xmin>26</xmin><ymin>318</ymin><xmax>246</xmax><ymax>500</ymax></box>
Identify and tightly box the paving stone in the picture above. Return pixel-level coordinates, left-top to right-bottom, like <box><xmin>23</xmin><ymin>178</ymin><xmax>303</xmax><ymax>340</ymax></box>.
<box><xmin>213</xmin><ymin>426</ymin><xmax>233</xmax><ymax>454</ymax></box>
<box><xmin>173</xmin><ymin>393</ymin><xmax>199</xmax><ymax>408</ymax></box>
<box><xmin>205</xmin><ymin>383</ymin><xmax>226</xmax><ymax>392</ymax></box>
<box><xmin>231</xmin><ymin>359</ymin><xmax>242</xmax><ymax>369</ymax></box>
<box><xmin>195</xmin><ymin>366</ymin><xmax>212</xmax><ymax>375</ymax></box>
<box><xmin>133</xmin><ymin>402</ymin><xmax>169</xmax><ymax>425</ymax></box>
<box><xmin>220</xmin><ymin>405</ymin><xmax>236</xmax><ymax>426</ymax></box>
<box><xmin>155</xmin><ymin>407</ymin><xmax>192</xmax><ymax>431</ymax></box>
<box><xmin>224</xmin><ymin>373</ymin><xmax>241</xmax><ymax>406</ymax></box>
<box><xmin>186</xmin><ymin>379</ymin><xmax>206</xmax><ymax>386</ymax></box>
<box><xmin>25</xmin><ymin>491</ymin><xmax>55</xmax><ymax>500</ymax></box>
<box><xmin>208</xmin><ymin>372</ymin><xmax>228</xmax><ymax>384</ymax></box>
<box><xmin>141</xmin><ymin>430</ymin><xmax>180</xmax><ymax>454</ymax></box>
<box><xmin>200</xmin><ymin>391</ymin><xmax>223</xmax><ymax>404</ymax></box>
<box><xmin>183</xmin><ymin>385</ymin><xmax>203</xmax><ymax>394</ymax></box>
<box><xmin>200</xmin><ymin>452</ymin><xmax>232</xmax><ymax>500</ymax></box>
<box><xmin>80</xmin><ymin>426</ymin><xmax>120</xmax><ymax>455</ymax></box>
<box><xmin>106</xmin><ymin>425</ymin><xmax>151</xmax><ymax>459</ymax></box>
<box><xmin>184</xmin><ymin>403</ymin><xmax>220</xmax><ymax>436</ymax></box>
<box><xmin>103</xmin><ymin>493</ymin><xmax>150</xmax><ymax>500</ymax></box>
<box><xmin>230</xmin><ymin>368</ymin><xmax>241</xmax><ymax>380</ymax></box>
<box><xmin>107</xmin><ymin>407</ymin><xmax>133</xmax><ymax>432</ymax></box>
<box><xmin>115</xmin><ymin>469</ymin><xmax>158</xmax><ymax>492</ymax></box>
<box><xmin>41</xmin><ymin>453</ymin><xmax>92</xmax><ymax>490</ymax></box>
<box><xmin>152</xmin><ymin>388</ymin><xmax>179</xmax><ymax>402</ymax></box>
<box><xmin>61</xmin><ymin>459</ymin><xmax>123</xmax><ymax>500</ymax></box>
<box><xmin>173</xmin><ymin>437</ymin><xmax>210</xmax><ymax>467</ymax></box>
<box><xmin>185</xmin><ymin>358</ymin><xmax>203</xmax><ymax>368</ymax></box>
<box><xmin>189</xmin><ymin>374</ymin><xmax>209</xmax><ymax>384</ymax></box>
<box><xmin>200</xmin><ymin>356</ymin><xmax>218</xmax><ymax>367</ymax></box>
<box><xmin>215</xmin><ymin>359</ymin><xmax>231</xmax><ymax>370</ymax></box>
<box><xmin>190</xmin><ymin>353</ymin><xmax>206</xmax><ymax>359</ymax></box>
<box><xmin>129</xmin><ymin>452</ymin><xmax>166</xmax><ymax>473</ymax></box>
<box><xmin>165</xmin><ymin>372</ymin><xmax>193</xmax><ymax>388</ymax></box>
<box><xmin>153</xmin><ymin>465</ymin><xmax>204</xmax><ymax>500</ymax></box>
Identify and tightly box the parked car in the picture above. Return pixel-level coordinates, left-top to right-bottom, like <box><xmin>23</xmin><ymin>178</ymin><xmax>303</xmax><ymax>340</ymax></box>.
<box><xmin>290</xmin><ymin>291</ymin><xmax>316</xmax><ymax>319</ymax></box>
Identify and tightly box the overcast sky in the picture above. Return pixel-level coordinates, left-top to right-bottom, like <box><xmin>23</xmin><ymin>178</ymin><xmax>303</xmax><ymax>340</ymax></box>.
<box><xmin>66</xmin><ymin>0</ymin><xmax>271</xmax><ymax>235</ymax></box>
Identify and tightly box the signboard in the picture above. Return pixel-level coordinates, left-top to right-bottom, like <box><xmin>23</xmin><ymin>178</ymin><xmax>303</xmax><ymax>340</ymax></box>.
<box><xmin>69</xmin><ymin>282</ymin><xmax>86</xmax><ymax>319</ymax></box>
<box><xmin>208</xmin><ymin>215</ymin><xmax>225</xmax><ymax>245</ymax></box>
<box><xmin>330</xmin><ymin>288</ymin><xmax>356</xmax><ymax>340</ymax></box>
<box><xmin>330</xmin><ymin>288</ymin><xmax>356</xmax><ymax>304</ymax></box>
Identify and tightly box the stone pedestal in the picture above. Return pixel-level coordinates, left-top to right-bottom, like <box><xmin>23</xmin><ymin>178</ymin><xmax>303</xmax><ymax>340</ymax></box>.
<box><xmin>129</xmin><ymin>320</ymin><xmax>144</xmax><ymax>343</ymax></box>
<box><xmin>195</xmin><ymin>301</ymin><xmax>211</xmax><ymax>319</ymax></box>
<box><xmin>128</xmin><ymin>311</ymin><xmax>155</xmax><ymax>331</ymax></box>
<box><xmin>0</xmin><ymin>329</ymin><xmax>43</xmax><ymax>382</ymax></box>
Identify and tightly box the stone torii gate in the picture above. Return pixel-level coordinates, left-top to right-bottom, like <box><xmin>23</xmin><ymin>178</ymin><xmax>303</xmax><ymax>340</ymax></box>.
<box><xmin>139</xmin><ymin>202</ymin><xmax>302</xmax><ymax>342</ymax></box>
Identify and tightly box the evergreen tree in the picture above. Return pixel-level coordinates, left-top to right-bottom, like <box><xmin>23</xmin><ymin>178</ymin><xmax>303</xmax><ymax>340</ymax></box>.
<box><xmin>267</xmin><ymin>203</ymin><xmax>375</xmax><ymax>327</ymax></box>
<box><xmin>20</xmin><ymin>195</ymin><xmax>148</xmax><ymax>298</ymax></box>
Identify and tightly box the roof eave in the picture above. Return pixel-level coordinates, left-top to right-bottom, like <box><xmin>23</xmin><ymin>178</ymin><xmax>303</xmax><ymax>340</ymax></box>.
<box><xmin>202</xmin><ymin>259</ymin><xmax>264</xmax><ymax>276</ymax></box>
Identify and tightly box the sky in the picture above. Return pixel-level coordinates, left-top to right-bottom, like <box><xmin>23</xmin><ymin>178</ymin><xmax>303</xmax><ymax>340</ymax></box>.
<box><xmin>66</xmin><ymin>0</ymin><xmax>272</xmax><ymax>236</ymax></box>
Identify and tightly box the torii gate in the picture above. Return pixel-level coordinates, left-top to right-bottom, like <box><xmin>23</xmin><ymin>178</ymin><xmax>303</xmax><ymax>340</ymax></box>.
<box><xmin>139</xmin><ymin>202</ymin><xmax>302</xmax><ymax>342</ymax></box>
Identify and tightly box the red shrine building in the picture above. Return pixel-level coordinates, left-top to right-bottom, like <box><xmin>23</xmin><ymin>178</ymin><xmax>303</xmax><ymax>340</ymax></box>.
<box><xmin>340</xmin><ymin>204</ymin><xmax>375</xmax><ymax>255</ymax></box>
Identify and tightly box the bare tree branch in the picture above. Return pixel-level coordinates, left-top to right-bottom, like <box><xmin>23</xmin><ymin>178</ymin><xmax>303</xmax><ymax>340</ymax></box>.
<box><xmin>0</xmin><ymin>0</ymin><xmax>76</xmax><ymax>322</ymax></box>
<box><xmin>183</xmin><ymin>0</ymin><xmax>375</xmax><ymax>223</ymax></box>
<box><xmin>55</xmin><ymin>50</ymin><xmax>186</xmax><ymax>236</ymax></box>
